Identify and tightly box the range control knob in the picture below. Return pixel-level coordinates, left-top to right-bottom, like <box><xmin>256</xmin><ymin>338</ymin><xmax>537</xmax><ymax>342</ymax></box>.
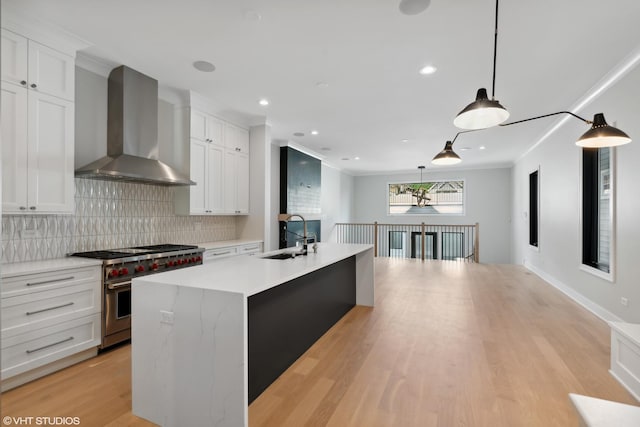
<box><xmin>119</xmin><ymin>267</ymin><xmax>129</xmax><ymax>276</ymax></box>
<box><xmin>108</xmin><ymin>269</ymin><xmax>119</xmax><ymax>278</ymax></box>
<box><xmin>167</xmin><ymin>260</ymin><xmax>174</xmax><ymax>267</ymax></box>
<box><xmin>176</xmin><ymin>259</ymin><xmax>183</xmax><ymax>265</ymax></box>
<box><xmin>191</xmin><ymin>257</ymin><xmax>197</xmax><ymax>263</ymax></box>
<box><xmin>136</xmin><ymin>265</ymin><xmax>145</xmax><ymax>273</ymax></box>
<box><xmin>151</xmin><ymin>263</ymin><xmax>159</xmax><ymax>270</ymax></box>
<box><xmin>186</xmin><ymin>258</ymin><xmax>192</xmax><ymax>264</ymax></box>
<box><xmin>196</xmin><ymin>256</ymin><xmax>202</xmax><ymax>262</ymax></box>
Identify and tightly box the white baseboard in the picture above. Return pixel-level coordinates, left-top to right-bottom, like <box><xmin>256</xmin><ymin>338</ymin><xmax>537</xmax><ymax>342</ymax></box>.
<box><xmin>610</xmin><ymin>369</ymin><xmax>640</xmax><ymax>402</ymax></box>
<box><xmin>523</xmin><ymin>261</ymin><xmax>623</xmax><ymax>324</ymax></box>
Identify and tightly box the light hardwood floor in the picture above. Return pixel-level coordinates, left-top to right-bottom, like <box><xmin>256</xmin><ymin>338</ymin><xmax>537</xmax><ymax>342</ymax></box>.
<box><xmin>2</xmin><ymin>259</ymin><xmax>636</xmax><ymax>426</ymax></box>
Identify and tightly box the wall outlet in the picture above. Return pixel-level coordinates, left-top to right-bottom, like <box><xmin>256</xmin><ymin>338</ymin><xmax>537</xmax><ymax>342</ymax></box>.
<box><xmin>621</xmin><ymin>297</ymin><xmax>629</xmax><ymax>307</ymax></box>
<box><xmin>160</xmin><ymin>310</ymin><xmax>175</xmax><ymax>325</ymax></box>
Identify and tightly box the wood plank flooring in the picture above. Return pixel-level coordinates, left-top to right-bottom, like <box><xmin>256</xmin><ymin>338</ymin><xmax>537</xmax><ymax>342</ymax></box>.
<box><xmin>2</xmin><ymin>259</ymin><xmax>636</xmax><ymax>426</ymax></box>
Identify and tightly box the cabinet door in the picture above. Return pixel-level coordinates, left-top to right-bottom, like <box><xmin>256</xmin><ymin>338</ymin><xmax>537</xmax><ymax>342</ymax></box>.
<box><xmin>236</xmin><ymin>152</ymin><xmax>250</xmax><ymax>214</ymax></box>
<box><xmin>224</xmin><ymin>124</ymin><xmax>249</xmax><ymax>153</ymax></box>
<box><xmin>207</xmin><ymin>143</ymin><xmax>225</xmax><ymax>214</ymax></box>
<box><xmin>190</xmin><ymin>109</ymin><xmax>208</xmax><ymax>142</ymax></box>
<box><xmin>1</xmin><ymin>30</ymin><xmax>28</xmax><ymax>88</ymax></box>
<box><xmin>188</xmin><ymin>138</ymin><xmax>208</xmax><ymax>214</ymax></box>
<box><xmin>27</xmin><ymin>40</ymin><xmax>75</xmax><ymax>101</ymax></box>
<box><xmin>223</xmin><ymin>150</ymin><xmax>237</xmax><ymax>214</ymax></box>
<box><xmin>207</xmin><ymin>117</ymin><xmax>224</xmax><ymax>146</ymax></box>
<box><xmin>27</xmin><ymin>91</ymin><xmax>74</xmax><ymax>213</ymax></box>
<box><xmin>1</xmin><ymin>84</ymin><xmax>29</xmax><ymax>213</ymax></box>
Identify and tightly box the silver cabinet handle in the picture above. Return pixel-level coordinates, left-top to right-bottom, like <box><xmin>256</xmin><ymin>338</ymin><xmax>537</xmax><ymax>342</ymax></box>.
<box><xmin>243</xmin><ymin>246</ymin><xmax>259</xmax><ymax>251</ymax></box>
<box><xmin>20</xmin><ymin>80</ymin><xmax>27</xmax><ymax>86</ymax></box>
<box><xmin>19</xmin><ymin>206</ymin><xmax>27</xmax><ymax>210</ymax></box>
<box><xmin>30</xmin><ymin>83</ymin><xmax>37</xmax><ymax>89</ymax></box>
<box><xmin>26</xmin><ymin>302</ymin><xmax>74</xmax><ymax>316</ymax></box>
<box><xmin>27</xmin><ymin>276</ymin><xmax>75</xmax><ymax>287</ymax></box>
<box><xmin>26</xmin><ymin>336</ymin><xmax>74</xmax><ymax>354</ymax></box>
<box><xmin>211</xmin><ymin>251</ymin><xmax>231</xmax><ymax>256</ymax></box>
<box><xmin>107</xmin><ymin>281</ymin><xmax>131</xmax><ymax>290</ymax></box>
<box><xmin>29</xmin><ymin>206</ymin><xmax>36</xmax><ymax>210</ymax></box>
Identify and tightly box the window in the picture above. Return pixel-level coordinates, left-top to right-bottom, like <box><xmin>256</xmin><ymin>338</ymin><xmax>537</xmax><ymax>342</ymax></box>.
<box><xmin>388</xmin><ymin>180</ymin><xmax>465</xmax><ymax>215</ymax></box>
<box><xmin>442</xmin><ymin>232</ymin><xmax>464</xmax><ymax>260</ymax></box>
<box><xmin>388</xmin><ymin>231</ymin><xmax>406</xmax><ymax>257</ymax></box>
<box><xmin>529</xmin><ymin>169</ymin><xmax>539</xmax><ymax>247</ymax></box>
<box><xmin>410</xmin><ymin>232</ymin><xmax>437</xmax><ymax>259</ymax></box>
<box><xmin>582</xmin><ymin>147</ymin><xmax>613</xmax><ymax>276</ymax></box>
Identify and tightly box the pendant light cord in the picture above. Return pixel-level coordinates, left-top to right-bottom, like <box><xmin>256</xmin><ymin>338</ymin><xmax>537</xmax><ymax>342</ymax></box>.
<box><xmin>491</xmin><ymin>0</ymin><xmax>499</xmax><ymax>100</ymax></box>
<box><xmin>500</xmin><ymin>111</ymin><xmax>590</xmax><ymax>126</ymax></box>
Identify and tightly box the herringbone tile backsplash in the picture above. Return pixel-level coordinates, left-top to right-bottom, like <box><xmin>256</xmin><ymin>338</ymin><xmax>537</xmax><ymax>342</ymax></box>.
<box><xmin>1</xmin><ymin>178</ymin><xmax>237</xmax><ymax>263</ymax></box>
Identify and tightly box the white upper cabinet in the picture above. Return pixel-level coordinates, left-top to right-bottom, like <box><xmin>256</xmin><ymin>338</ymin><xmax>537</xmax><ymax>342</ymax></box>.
<box><xmin>175</xmin><ymin>105</ymin><xmax>250</xmax><ymax>216</ymax></box>
<box><xmin>190</xmin><ymin>109</ymin><xmax>223</xmax><ymax>145</ymax></box>
<box><xmin>1</xmin><ymin>28</ymin><xmax>76</xmax><ymax>214</ymax></box>
<box><xmin>1</xmin><ymin>29</ymin><xmax>74</xmax><ymax>101</ymax></box>
<box><xmin>224</xmin><ymin>124</ymin><xmax>250</xmax><ymax>154</ymax></box>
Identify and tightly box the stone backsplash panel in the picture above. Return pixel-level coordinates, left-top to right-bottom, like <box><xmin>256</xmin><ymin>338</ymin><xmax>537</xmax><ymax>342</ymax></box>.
<box><xmin>1</xmin><ymin>178</ymin><xmax>237</xmax><ymax>263</ymax></box>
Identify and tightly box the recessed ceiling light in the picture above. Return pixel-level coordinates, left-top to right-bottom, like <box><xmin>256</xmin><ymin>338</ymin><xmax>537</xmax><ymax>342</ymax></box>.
<box><xmin>479</xmin><ymin>146</ymin><xmax>486</xmax><ymax>150</ymax></box>
<box><xmin>316</xmin><ymin>82</ymin><xmax>329</xmax><ymax>88</ymax></box>
<box><xmin>354</xmin><ymin>157</ymin><xmax>360</xmax><ymax>160</ymax></box>
<box><xmin>459</xmin><ymin>147</ymin><xmax>472</xmax><ymax>151</ymax></box>
<box><xmin>401</xmin><ymin>139</ymin><xmax>409</xmax><ymax>143</ymax></box>
<box><xmin>419</xmin><ymin>65</ymin><xmax>437</xmax><ymax>75</ymax></box>
<box><xmin>310</xmin><ymin>130</ymin><xmax>319</xmax><ymax>136</ymax></box>
<box><xmin>193</xmin><ymin>61</ymin><xmax>216</xmax><ymax>72</ymax></box>
<box><xmin>399</xmin><ymin>0</ymin><xmax>431</xmax><ymax>15</ymax></box>
<box><xmin>341</xmin><ymin>157</ymin><xmax>350</xmax><ymax>161</ymax></box>
<box><xmin>258</xmin><ymin>98</ymin><xmax>269</xmax><ymax>106</ymax></box>
<box><xmin>293</xmin><ymin>132</ymin><xmax>305</xmax><ymax>137</ymax></box>
<box><xmin>321</xmin><ymin>147</ymin><xmax>331</xmax><ymax>151</ymax></box>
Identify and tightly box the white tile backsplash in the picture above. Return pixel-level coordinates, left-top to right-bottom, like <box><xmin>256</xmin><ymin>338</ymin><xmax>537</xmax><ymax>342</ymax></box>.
<box><xmin>1</xmin><ymin>178</ymin><xmax>237</xmax><ymax>263</ymax></box>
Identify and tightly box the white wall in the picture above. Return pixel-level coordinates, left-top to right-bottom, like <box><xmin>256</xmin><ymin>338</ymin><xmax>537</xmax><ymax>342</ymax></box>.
<box><xmin>512</xmin><ymin>63</ymin><xmax>640</xmax><ymax>323</ymax></box>
<box><xmin>353</xmin><ymin>168</ymin><xmax>512</xmax><ymax>264</ymax></box>
<box><xmin>321</xmin><ymin>164</ymin><xmax>355</xmax><ymax>242</ymax></box>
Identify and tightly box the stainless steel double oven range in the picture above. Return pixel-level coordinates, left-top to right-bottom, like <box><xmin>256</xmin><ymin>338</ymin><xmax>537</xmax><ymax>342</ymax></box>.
<box><xmin>71</xmin><ymin>244</ymin><xmax>204</xmax><ymax>349</ymax></box>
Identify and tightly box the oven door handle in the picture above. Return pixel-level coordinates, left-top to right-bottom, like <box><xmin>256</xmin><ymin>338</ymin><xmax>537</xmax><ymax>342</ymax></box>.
<box><xmin>107</xmin><ymin>281</ymin><xmax>132</xmax><ymax>290</ymax></box>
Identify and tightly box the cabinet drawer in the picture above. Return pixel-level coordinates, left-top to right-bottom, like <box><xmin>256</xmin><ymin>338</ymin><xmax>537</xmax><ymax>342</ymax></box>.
<box><xmin>238</xmin><ymin>243</ymin><xmax>263</xmax><ymax>255</ymax></box>
<box><xmin>1</xmin><ymin>266</ymin><xmax>100</xmax><ymax>298</ymax></box>
<box><xmin>2</xmin><ymin>282</ymin><xmax>100</xmax><ymax>338</ymax></box>
<box><xmin>203</xmin><ymin>247</ymin><xmax>238</xmax><ymax>262</ymax></box>
<box><xmin>1</xmin><ymin>313</ymin><xmax>101</xmax><ymax>379</ymax></box>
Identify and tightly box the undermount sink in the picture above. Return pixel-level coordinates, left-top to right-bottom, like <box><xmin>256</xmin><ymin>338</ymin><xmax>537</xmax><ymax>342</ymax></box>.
<box><xmin>261</xmin><ymin>252</ymin><xmax>298</xmax><ymax>260</ymax></box>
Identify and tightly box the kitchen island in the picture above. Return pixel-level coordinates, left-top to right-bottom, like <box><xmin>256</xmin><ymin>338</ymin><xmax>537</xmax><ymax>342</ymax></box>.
<box><xmin>131</xmin><ymin>243</ymin><xmax>374</xmax><ymax>427</ymax></box>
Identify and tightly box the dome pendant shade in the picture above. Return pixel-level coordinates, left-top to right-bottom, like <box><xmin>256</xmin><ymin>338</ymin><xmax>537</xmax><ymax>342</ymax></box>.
<box><xmin>576</xmin><ymin>113</ymin><xmax>632</xmax><ymax>148</ymax></box>
<box><xmin>454</xmin><ymin>88</ymin><xmax>509</xmax><ymax>130</ymax></box>
<box><xmin>432</xmin><ymin>141</ymin><xmax>462</xmax><ymax>165</ymax></box>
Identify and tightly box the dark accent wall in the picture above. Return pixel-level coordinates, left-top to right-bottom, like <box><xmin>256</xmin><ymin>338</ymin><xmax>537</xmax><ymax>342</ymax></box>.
<box><xmin>280</xmin><ymin>147</ymin><xmax>322</xmax><ymax>248</ymax></box>
<box><xmin>247</xmin><ymin>256</ymin><xmax>356</xmax><ymax>403</ymax></box>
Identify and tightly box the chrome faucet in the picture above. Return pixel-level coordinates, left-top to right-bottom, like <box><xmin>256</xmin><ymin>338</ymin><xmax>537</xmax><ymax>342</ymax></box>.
<box><xmin>278</xmin><ymin>213</ymin><xmax>309</xmax><ymax>255</ymax></box>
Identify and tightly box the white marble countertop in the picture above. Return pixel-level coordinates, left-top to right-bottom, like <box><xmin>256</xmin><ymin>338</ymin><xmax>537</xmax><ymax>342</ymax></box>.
<box><xmin>197</xmin><ymin>239</ymin><xmax>263</xmax><ymax>250</ymax></box>
<box><xmin>1</xmin><ymin>257</ymin><xmax>103</xmax><ymax>277</ymax></box>
<box><xmin>134</xmin><ymin>243</ymin><xmax>373</xmax><ymax>297</ymax></box>
<box><xmin>570</xmin><ymin>393</ymin><xmax>640</xmax><ymax>426</ymax></box>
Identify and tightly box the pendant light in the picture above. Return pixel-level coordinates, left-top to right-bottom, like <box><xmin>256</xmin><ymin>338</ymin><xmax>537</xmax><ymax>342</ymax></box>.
<box><xmin>499</xmin><ymin>111</ymin><xmax>631</xmax><ymax>148</ymax></box>
<box><xmin>432</xmin><ymin>141</ymin><xmax>461</xmax><ymax>165</ymax></box>
<box><xmin>454</xmin><ymin>0</ymin><xmax>509</xmax><ymax>130</ymax></box>
<box><xmin>576</xmin><ymin>113</ymin><xmax>631</xmax><ymax>148</ymax></box>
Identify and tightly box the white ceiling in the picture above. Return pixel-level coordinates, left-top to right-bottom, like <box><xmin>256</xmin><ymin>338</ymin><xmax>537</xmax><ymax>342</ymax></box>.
<box><xmin>5</xmin><ymin>0</ymin><xmax>640</xmax><ymax>174</ymax></box>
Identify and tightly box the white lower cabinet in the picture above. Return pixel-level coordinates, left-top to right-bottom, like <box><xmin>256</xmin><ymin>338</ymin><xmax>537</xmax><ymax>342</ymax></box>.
<box><xmin>203</xmin><ymin>241</ymin><xmax>263</xmax><ymax>263</ymax></box>
<box><xmin>1</xmin><ymin>265</ymin><xmax>101</xmax><ymax>388</ymax></box>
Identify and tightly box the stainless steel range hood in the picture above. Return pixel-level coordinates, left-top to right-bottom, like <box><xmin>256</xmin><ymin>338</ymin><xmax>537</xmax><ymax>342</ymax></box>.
<box><xmin>75</xmin><ymin>66</ymin><xmax>194</xmax><ymax>186</ymax></box>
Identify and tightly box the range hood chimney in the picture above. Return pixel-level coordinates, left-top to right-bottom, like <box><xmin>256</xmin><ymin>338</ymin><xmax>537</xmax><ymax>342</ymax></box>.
<box><xmin>75</xmin><ymin>66</ymin><xmax>194</xmax><ymax>186</ymax></box>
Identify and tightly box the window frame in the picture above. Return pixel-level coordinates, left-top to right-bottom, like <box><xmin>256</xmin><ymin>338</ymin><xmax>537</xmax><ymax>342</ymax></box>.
<box><xmin>387</xmin><ymin>179</ymin><xmax>466</xmax><ymax>217</ymax></box>
<box><xmin>579</xmin><ymin>146</ymin><xmax>616</xmax><ymax>282</ymax></box>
